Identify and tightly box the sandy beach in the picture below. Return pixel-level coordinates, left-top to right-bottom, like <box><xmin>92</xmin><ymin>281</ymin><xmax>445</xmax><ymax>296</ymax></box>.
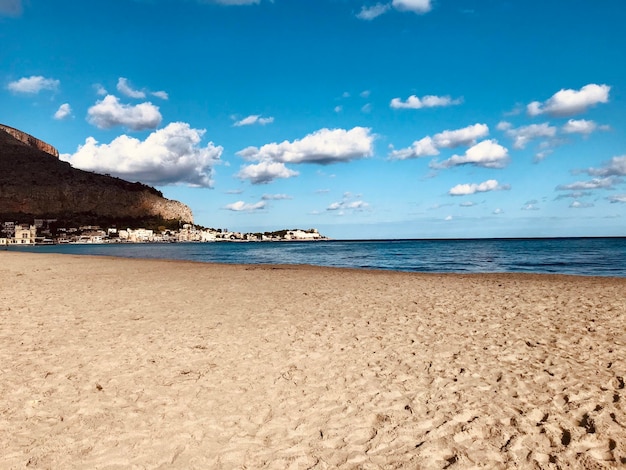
<box><xmin>1</xmin><ymin>252</ymin><xmax>624</xmax><ymax>469</ymax></box>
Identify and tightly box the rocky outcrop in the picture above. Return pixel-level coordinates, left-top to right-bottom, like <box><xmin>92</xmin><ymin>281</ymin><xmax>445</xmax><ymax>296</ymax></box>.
<box><xmin>0</xmin><ymin>126</ymin><xmax>193</xmax><ymax>224</ymax></box>
<box><xmin>0</xmin><ymin>124</ymin><xmax>59</xmax><ymax>157</ymax></box>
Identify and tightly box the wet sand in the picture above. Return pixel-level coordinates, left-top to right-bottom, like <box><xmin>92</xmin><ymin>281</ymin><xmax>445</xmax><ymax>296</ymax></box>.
<box><xmin>1</xmin><ymin>252</ymin><xmax>625</xmax><ymax>469</ymax></box>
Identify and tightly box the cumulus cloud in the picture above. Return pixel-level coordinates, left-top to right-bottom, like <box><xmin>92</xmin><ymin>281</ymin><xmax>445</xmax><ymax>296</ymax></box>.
<box><xmin>262</xmin><ymin>193</ymin><xmax>292</xmax><ymax>200</ymax></box>
<box><xmin>432</xmin><ymin>123</ymin><xmax>489</xmax><ymax>148</ymax></box>
<box><xmin>498</xmin><ymin>122</ymin><xmax>556</xmax><ymax>149</ymax></box>
<box><xmin>87</xmin><ymin>95</ymin><xmax>162</xmax><ymax>131</ymax></box>
<box><xmin>356</xmin><ymin>0</ymin><xmax>430</xmax><ymax>20</ymax></box>
<box><xmin>356</xmin><ymin>3</ymin><xmax>391</xmax><ymax>20</ymax></box>
<box><xmin>389</xmin><ymin>123</ymin><xmax>488</xmax><ymax>160</ymax></box>
<box><xmin>448</xmin><ymin>179</ymin><xmax>509</xmax><ymax>196</ymax></box>
<box><xmin>7</xmin><ymin>75</ymin><xmax>59</xmax><ymax>94</ymax></box>
<box><xmin>233</xmin><ymin>114</ymin><xmax>275</xmax><ymax>127</ymax></box>
<box><xmin>608</xmin><ymin>194</ymin><xmax>626</xmax><ymax>204</ymax></box>
<box><xmin>235</xmin><ymin>161</ymin><xmax>299</xmax><ymax>184</ymax></box>
<box><xmin>224</xmin><ymin>201</ymin><xmax>266</xmax><ymax>211</ymax></box>
<box><xmin>582</xmin><ymin>155</ymin><xmax>626</xmax><ymax>177</ymax></box>
<box><xmin>94</xmin><ymin>84</ymin><xmax>108</xmax><ymax>96</ymax></box>
<box><xmin>569</xmin><ymin>201</ymin><xmax>594</xmax><ymax>209</ymax></box>
<box><xmin>210</xmin><ymin>0</ymin><xmax>260</xmax><ymax>4</ymax></box>
<box><xmin>237</xmin><ymin>127</ymin><xmax>375</xmax><ymax>164</ymax></box>
<box><xmin>0</xmin><ymin>0</ymin><xmax>22</xmax><ymax>16</ymax></box>
<box><xmin>562</xmin><ymin>119</ymin><xmax>605</xmax><ymax>135</ymax></box>
<box><xmin>327</xmin><ymin>196</ymin><xmax>370</xmax><ymax>214</ymax></box>
<box><xmin>389</xmin><ymin>137</ymin><xmax>439</xmax><ymax>160</ymax></box>
<box><xmin>53</xmin><ymin>103</ymin><xmax>72</xmax><ymax>120</ymax></box>
<box><xmin>556</xmin><ymin>176</ymin><xmax>621</xmax><ymax>191</ymax></box>
<box><xmin>433</xmin><ymin>140</ymin><xmax>509</xmax><ymax>169</ymax></box>
<box><xmin>233</xmin><ymin>126</ymin><xmax>374</xmax><ymax>185</ymax></box>
<box><xmin>390</xmin><ymin>94</ymin><xmax>462</xmax><ymax>110</ymax></box>
<box><xmin>60</xmin><ymin>122</ymin><xmax>222</xmax><ymax>187</ymax></box>
<box><xmin>527</xmin><ymin>84</ymin><xmax>610</xmax><ymax>117</ymax></box>
<box><xmin>493</xmin><ymin>208</ymin><xmax>503</xmax><ymax>215</ymax></box>
<box><xmin>392</xmin><ymin>0</ymin><xmax>432</xmax><ymax>13</ymax></box>
<box><xmin>521</xmin><ymin>203</ymin><xmax>540</xmax><ymax>211</ymax></box>
<box><xmin>117</xmin><ymin>77</ymin><xmax>146</xmax><ymax>99</ymax></box>
<box><xmin>555</xmin><ymin>191</ymin><xmax>592</xmax><ymax>200</ymax></box>
<box><xmin>152</xmin><ymin>90</ymin><xmax>169</xmax><ymax>100</ymax></box>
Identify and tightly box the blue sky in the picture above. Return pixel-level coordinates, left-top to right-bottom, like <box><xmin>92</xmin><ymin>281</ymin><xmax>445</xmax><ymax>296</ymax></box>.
<box><xmin>1</xmin><ymin>0</ymin><xmax>625</xmax><ymax>239</ymax></box>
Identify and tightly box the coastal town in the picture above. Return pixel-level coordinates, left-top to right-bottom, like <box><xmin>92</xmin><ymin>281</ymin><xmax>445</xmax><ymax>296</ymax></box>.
<box><xmin>0</xmin><ymin>219</ymin><xmax>327</xmax><ymax>245</ymax></box>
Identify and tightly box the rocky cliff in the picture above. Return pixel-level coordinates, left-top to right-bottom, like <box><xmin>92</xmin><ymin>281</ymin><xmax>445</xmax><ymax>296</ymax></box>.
<box><xmin>0</xmin><ymin>124</ymin><xmax>59</xmax><ymax>158</ymax></box>
<box><xmin>0</xmin><ymin>126</ymin><xmax>193</xmax><ymax>225</ymax></box>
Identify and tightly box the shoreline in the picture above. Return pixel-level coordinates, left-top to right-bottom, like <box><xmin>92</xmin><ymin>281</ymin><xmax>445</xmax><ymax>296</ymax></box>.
<box><xmin>1</xmin><ymin>252</ymin><xmax>625</xmax><ymax>468</ymax></box>
<box><xmin>4</xmin><ymin>244</ymin><xmax>626</xmax><ymax>279</ymax></box>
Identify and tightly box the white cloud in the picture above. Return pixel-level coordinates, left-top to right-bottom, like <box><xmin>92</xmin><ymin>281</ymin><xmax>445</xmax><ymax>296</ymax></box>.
<box><xmin>361</xmin><ymin>103</ymin><xmax>372</xmax><ymax>113</ymax></box>
<box><xmin>53</xmin><ymin>103</ymin><xmax>72</xmax><ymax>120</ymax></box>
<box><xmin>389</xmin><ymin>123</ymin><xmax>488</xmax><ymax>160</ymax></box>
<box><xmin>555</xmin><ymin>191</ymin><xmax>592</xmax><ymax>200</ymax></box>
<box><xmin>360</xmin><ymin>90</ymin><xmax>371</xmax><ymax>98</ymax></box>
<box><xmin>389</xmin><ymin>136</ymin><xmax>439</xmax><ymax>160</ymax></box>
<box><xmin>583</xmin><ymin>155</ymin><xmax>626</xmax><ymax>177</ymax></box>
<box><xmin>527</xmin><ymin>84</ymin><xmax>610</xmax><ymax>117</ymax></box>
<box><xmin>561</xmin><ymin>119</ymin><xmax>609</xmax><ymax>135</ymax></box>
<box><xmin>493</xmin><ymin>208</ymin><xmax>503</xmax><ymax>215</ymax></box>
<box><xmin>233</xmin><ymin>114</ymin><xmax>275</xmax><ymax>127</ymax></box>
<box><xmin>448</xmin><ymin>179</ymin><xmax>509</xmax><ymax>196</ymax></box>
<box><xmin>0</xmin><ymin>0</ymin><xmax>22</xmax><ymax>16</ymax></box>
<box><xmin>262</xmin><ymin>193</ymin><xmax>292</xmax><ymax>200</ymax></box>
<box><xmin>152</xmin><ymin>90</ymin><xmax>169</xmax><ymax>100</ymax></box>
<box><xmin>500</xmin><ymin>122</ymin><xmax>557</xmax><ymax>149</ymax></box>
<box><xmin>444</xmin><ymin>215</ymin><xmax>453</xmax><ymax>221</ymax></box>
<box><xmin>94</xmin><ymin>84</ymin><xmax>108</xmax><ymax>96</ymax></box>
<box><xmin>356</xmin><ymin>0</ymin><xmax>431</xmax><ymax>20</ymax></box>
<box><xmin>211</xmin><ymin>0</ymin><xmax>260</xmax><ymax>5</ymax></box>
<box><xmin>237</xmin><ymin>127</ymin><xmax>375</xmax><ymax>164</ymax></box>
<box><xmin>236</xmin><ymin>161</ymin><xmax>299</xmax><ymax>184</ymax></box>
<box><xmin>459</xmin><ymin>201</ymin><xmax>476</xmax><ymax>207</ymax></box>
<box><xmin>356</xmin><ymin>3</ymin><xmax>391</xmax><ymax>20</ymax></box>
<box><xmin>434</xmin><ymin>140</ymin><xmax>509</xmax><ymax>169</ymax></box>
<box><xmin>433</xmin><ymin>123</ymin><xmax>489</xmax><ymax>148</ymax></box>
<box><xmin>327</xmin><ymin>200</ymin><xmax>370</xmax><ymax>212</ymax></box>
<box><xmin>60</xmin><ymin>122</ymin><xmax>222</xmax><ymax>187</ymax></box>
<box><xmin>7</xmin><ymin>75</ymin><xmax>59</xmax><ymax>94</ymax></box>
<box><xmin>224</xmin><ymin>201</ymin><xmax>266</xmax><ymax>211</ymax></box>
<box><xmin>87</xmin><ymin>95</ymin><xmax>162</xmax><ymax>131</ymax></box>
<box><xmin>521</xmin><ymin>203</ymin><xmax>540</xmax><ymax>211</ymax></box>
<box><xmin>334</xmin><ymin>105</ymin><xmax>343</xmax><ymax>113</ymax></box>
<box><xmin>392</xmin><ymin>0</ymin><xmax>432</xmax><ymax>14</ymax></box>
<box><xmin>608</xmin><ymin>194</ymin><xmax>626</xmax><ymax>204</ymax></box>
<box><xmin>117</xmin><ymin>77</ymin><xmax>146</xmax><ymax>99</ymax></box>
<box><xmin>570</xmin><ymin>201</ymin><xmax>594</xmax><ymax>209</ymax></box>
<box><xmin>496</xmin><ymin>121</ymin><xmax>512</xmax><ymax>131</ymax></box>
<box><xmin>390</xmin><ymin>94</ymin><xmax>462</xmax><ymax>109</ymax></box>
<box><xmin>556</xmin><ymin>176</ymin><xmax>621</xmax><ymax>191</ymax></box>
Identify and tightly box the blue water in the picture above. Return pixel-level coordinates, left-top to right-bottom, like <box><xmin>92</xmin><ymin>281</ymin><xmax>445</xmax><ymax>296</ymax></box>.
<box><xmin>8</xmin><ymin>237</ymin><xmax>626</xmax><ymax>277</ymax></box>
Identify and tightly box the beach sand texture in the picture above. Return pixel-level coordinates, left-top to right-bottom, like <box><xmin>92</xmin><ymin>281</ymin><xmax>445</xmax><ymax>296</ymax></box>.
<box><xmin>1</xmin><ymin>252</ymin><xmax>625</xmax><ymax>469</ymax></box>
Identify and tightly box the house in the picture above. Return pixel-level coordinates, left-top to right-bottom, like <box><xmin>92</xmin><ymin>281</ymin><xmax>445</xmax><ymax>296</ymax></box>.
<box><xmin>12</xmin><ymin>224</ymin><xmax>37</xmax><ymax>245</ymax></box>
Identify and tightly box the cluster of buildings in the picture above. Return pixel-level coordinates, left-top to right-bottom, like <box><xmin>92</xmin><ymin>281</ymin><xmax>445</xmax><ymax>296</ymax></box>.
<box><xmin>0</xmin><ymin>220</ymin><xmax>327</xmax><ymax>245</ymax></box>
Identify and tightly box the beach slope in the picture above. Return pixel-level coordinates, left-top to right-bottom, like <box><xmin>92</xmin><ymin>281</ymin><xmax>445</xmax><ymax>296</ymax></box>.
<box><xmin>1</xmin><ymin>252</ymin><xmax>624</xmax><ymax>468</ymax></box>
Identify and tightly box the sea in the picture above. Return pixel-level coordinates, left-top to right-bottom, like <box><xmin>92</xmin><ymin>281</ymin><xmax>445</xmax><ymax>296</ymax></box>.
<box><xmin>8</xmin><ymin>237</ymin><xmax>626</xmax><ymax>277</ymax></box>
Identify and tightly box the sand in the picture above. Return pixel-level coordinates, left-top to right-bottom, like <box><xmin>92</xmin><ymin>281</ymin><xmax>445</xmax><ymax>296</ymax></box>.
<box><xmin>0</xmin><ymin>251</ymin><xmax>625</xmax><ymax>469</ymax></box>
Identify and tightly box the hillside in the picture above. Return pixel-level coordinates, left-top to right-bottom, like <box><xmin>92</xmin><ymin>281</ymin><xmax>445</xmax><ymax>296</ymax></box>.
<box><xmin>0</xmin><ymin>126</ymin><xmax>193</xmax><ymax>227</ymax></box>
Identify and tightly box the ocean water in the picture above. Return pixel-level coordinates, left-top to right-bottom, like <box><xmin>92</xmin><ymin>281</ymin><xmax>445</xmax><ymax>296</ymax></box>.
<box><xmin>8</xmin><ymin>237</ymin><xmax>626</xmax><ymax>277</ymax></box>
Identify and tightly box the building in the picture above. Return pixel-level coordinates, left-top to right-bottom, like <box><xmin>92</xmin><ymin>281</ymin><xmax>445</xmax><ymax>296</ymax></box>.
<box><xmin>12</xmin><ymin>224</ymin><xmax>37</xmax><ymax>245</ymax></box>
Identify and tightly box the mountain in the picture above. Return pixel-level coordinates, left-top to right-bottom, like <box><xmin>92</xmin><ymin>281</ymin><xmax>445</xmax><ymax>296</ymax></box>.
<box><xmin>0</xmin><ymin>125</ymin><xmax>193</xmax><ymax>227</ymax></box>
